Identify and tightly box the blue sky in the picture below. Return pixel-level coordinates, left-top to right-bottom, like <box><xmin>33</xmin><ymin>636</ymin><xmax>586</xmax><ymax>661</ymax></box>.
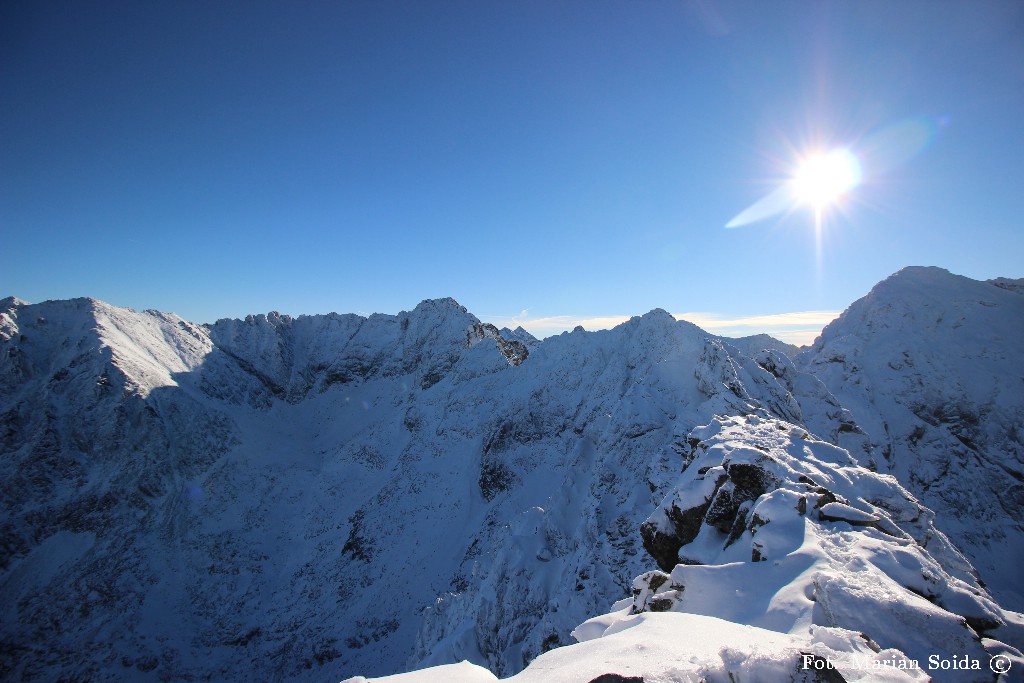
<box><xmin>2</xmin><ymin>1</ymin><xmax>1022</xmax><ymax>343</ymax></box>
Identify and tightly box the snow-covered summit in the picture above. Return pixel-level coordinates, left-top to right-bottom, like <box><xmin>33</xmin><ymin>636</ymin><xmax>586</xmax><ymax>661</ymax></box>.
<box><xmin>0</xmin><ymin>295</ymin><xmax>30</xmax><ymax>312</ymax></box>
<box><xmin>499</xmin><ymin>326</ymin><xmax>538</xmax><ymax>346</ymax></box>
<box><xmin>797</xmin><ymin>265</ymin><xmax>1024</xmax><ymax>610</ymax></box>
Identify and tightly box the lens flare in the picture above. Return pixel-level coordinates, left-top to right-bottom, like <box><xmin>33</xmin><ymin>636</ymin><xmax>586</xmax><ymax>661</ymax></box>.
<box><xmin>725</xmin><ymin>118</ymin><xmax>942</xmax><ymax>230</ymax></box>
<box><xmin>725</xmin><ymin>147</ymin><xmax>862</xmax><ymax>229</ymax></box>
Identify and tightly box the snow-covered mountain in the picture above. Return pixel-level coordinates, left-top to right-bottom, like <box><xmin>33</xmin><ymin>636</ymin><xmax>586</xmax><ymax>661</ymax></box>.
<box><xmin>796</xmin><ymin>267</ymin><xmax>1024</xmax><ymax>611</ymax></box>
<box><xmin>1</xmin><ymin>267</ymin><xmax>1022</xmax><ymax>682</ymax></box>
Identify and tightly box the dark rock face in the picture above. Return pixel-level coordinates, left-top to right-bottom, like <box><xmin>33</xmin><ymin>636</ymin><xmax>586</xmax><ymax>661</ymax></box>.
<box><xmin>479</xmin><ymin>454</ymin><xmax>518</xmax><ymax>501</ymax></box>
<box><xmin>640</xmin><ymin>443</ymin><xmax>782</xmax><ymax>570</ymax></box>
<box><xmin>640</xmin><ymin>496</ymin><xmax>713</xmax><ymax>572</ymax></box>
<box><xmin>587</xmin><ymin>674</ymin><xmax>645</xmax><ymax>683</ymax></box>
<box><xmin>726</xmin><ymin>461</ymin><xmax>778</xmax><ymax>502</ymax></box>
<box><xmin>467</xmin><ymin>322</ymin><xmax>529</xmax><ymax>366</ymax></box>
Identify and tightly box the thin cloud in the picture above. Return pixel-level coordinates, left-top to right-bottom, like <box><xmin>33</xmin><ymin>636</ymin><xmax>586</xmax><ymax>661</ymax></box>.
<box><xmin>482</xmin><ymin>309</ymin><xmax>840</xmax><ymax>346</ymax></box>
<box><xmin>676</xmin><ymin>310</ymin><xmax>841</xmax><ymax>330</ymax></box>
<box><xmin>675</xmin><ymin>310</ymin><xmax>841</xmax><ymax>346</ymax></box>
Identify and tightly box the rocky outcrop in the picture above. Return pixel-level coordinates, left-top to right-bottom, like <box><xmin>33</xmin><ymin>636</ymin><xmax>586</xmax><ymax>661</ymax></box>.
<box><xmin>467</xmin><ymin>322</ymin><xmax>529</xmax><ymax>366</ymax></box>
<box><xmin>632</xmin><ymin>415</ymin><xmax>1023</xmax><ymax>674</ymax></box>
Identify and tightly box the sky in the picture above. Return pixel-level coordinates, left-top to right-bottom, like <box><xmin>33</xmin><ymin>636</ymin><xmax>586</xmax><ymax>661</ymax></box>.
<box><xmin>2</xmin><ymin>1</ymin><xmax>1022</xmax><ymax>345</ymax></box>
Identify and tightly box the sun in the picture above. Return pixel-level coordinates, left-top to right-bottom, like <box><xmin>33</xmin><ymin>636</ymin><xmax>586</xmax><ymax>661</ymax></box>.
<box><xmin>791</xmin><ymin>148</ymin><xmax>862</xmax><ymax>209</ymax></box>
<box><xmin>724</xmin><ymin>144</ymin><xmax>865</xmax><ymax>230</ymax></box>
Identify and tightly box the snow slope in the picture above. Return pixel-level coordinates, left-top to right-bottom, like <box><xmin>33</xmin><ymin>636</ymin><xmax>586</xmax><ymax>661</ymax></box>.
<box><xmin>797</xmin><ymin>267</ymin><xmax>1024</xmax><ymax>610</ymax></box>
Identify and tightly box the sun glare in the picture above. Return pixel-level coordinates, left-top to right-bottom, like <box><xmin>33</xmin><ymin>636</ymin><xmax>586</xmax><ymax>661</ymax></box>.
<box><xmin>792</xmin><ymin>149</ymin><xmax>861</xmax><ymax>208</ymax></box>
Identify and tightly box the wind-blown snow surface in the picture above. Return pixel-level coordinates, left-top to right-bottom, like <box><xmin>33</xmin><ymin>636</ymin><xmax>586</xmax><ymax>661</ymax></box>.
<box><xmin>1</xmin><ymin>268</ymin><xmax>1022</xmax><ymax>681</ymax></box>
<box><xmin>796</xmin><ymin>267</ymin><xmax>1024</xmax><ymax>610</ymax></box>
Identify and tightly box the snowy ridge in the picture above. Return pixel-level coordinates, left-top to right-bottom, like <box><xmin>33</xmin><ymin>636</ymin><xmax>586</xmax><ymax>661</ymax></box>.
<box><xmin>2</xmin><ymin>268</ymin><xmax>1023</xmax><ymax>682</ymax></box>
<box><xmin>631</xmin><ymin>416</ymin><xmax>1021</xmax><ymax>671</ymax></box>
<box><xmin>395</xmin><ymin>310</ymin><xmax>843</xmax><ymax>676</ymax></box>
<box><xmin>722</xmin><ymin>333</ymin><xmax>801</xmax><ymax>359</ymax></box>
<box><xmin>797</xmin><ymin>266</ymin><xmax>1024</xmax><ymax>610</ymax></box>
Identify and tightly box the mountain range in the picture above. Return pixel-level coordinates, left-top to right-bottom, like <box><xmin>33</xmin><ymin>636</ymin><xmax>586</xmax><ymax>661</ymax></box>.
<box><xmin>1</xmin><ymin>266</ymin><xmax>1021</xmax><ymax>682</ymax></box>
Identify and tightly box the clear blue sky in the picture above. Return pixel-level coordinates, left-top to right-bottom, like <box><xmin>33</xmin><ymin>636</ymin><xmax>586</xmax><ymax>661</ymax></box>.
<box><xmin>2</xmin><ymin>1</ymin><xmax>1022</xmax><ymax>342</ymax></box>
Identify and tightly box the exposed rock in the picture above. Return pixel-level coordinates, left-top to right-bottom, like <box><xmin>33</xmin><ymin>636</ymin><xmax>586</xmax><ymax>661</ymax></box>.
<box><xmin>629</xmin><ymin>415</ymin><xmax>1020</xmax><ymax>672</ymax></box>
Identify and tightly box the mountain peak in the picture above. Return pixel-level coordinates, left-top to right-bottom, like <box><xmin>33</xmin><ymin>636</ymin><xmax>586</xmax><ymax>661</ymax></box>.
<box><xmin>410</xmin><ymin>297</ymin><xmax>469</xmax><ymax>315</ymax></box>
<box><xmin>641</xmin><ymin>307</ymin><xmax>674</xmax><ymax>321</ymax></box>
<box><xmin>1</xmin><ymin>296</ymin><xmax>30</xmax><ymax>311</ymax></box>
<box><xmin>798</xmin><ymin>266</ymin><xmax>1024</xmax><ymax>608</ymax></box>
<box><xmin>871</xmin><ymin>265</ymin><xmax>985</xmax><ymax>300</ymax></box>
<box><xmin>891</xmin><ymin>264</ymin><xmax>952</xmax><ymax>278</ymax></box>
<box><xmin>616</xmin><ymin>308</ymin><xmax>676</xmax><ymax>331</ymax></box>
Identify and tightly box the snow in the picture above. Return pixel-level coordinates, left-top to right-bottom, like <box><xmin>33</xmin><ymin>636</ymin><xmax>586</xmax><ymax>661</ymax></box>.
<box><xmin>817</xmin><ymin>501</ymin><xmax>880</xmax><ymax>524</ymax></box>
<box><xmin>510</xmin><ymin>613</ymin><xmax>927</xmax><ymax>683</ymax></box>
<box><xmin>363</xmin><ymin>613</ymin><xmax>927</xmax><ymax>683</ymax></box>
<box><xmin>443</xmin><ymin>412</ymin><xmax>1019</xmax><ymax>683</ymax></box>
<box><xmin>631</xmin><ymin>416</ymin><xmax>1016</xmax><ymax>668</ymax></box>
<box><xmin>797</xmin><ymin>266</ymin><xmax>1024</xmax><ymax>609</ymax></box>
<box><xmin>2</xmin><ymin>266</ymin><xmax>1022</xmax><ymax>682</ymax></box>
<box><xmin>340</xmin><ymin>660</ymin><xmax>498</xmax><ymax>683</ymax></box>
